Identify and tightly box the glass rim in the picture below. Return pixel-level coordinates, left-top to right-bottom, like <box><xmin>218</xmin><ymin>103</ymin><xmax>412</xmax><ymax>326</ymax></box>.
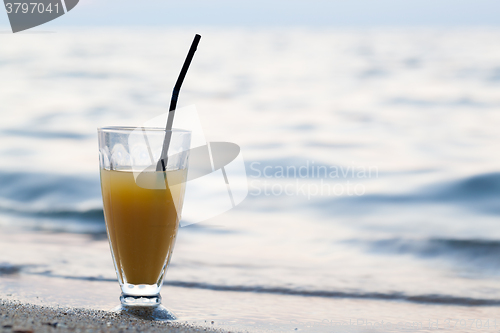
<box><xmin>97</xmin><ymin>126</ymin><xmax>191</xmax><ymax>134</ymax></box>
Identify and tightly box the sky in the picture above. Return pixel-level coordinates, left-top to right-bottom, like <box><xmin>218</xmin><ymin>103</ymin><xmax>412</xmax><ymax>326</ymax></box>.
<box><xmin>1</xmin><ymin>0</ymin><xmax>500</xmax><ymax>29</ymax></box>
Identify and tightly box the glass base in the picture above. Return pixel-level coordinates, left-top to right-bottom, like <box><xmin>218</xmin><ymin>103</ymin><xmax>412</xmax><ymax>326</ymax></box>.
<box><xmin>111</xmin><ymin>304</ymin><xmax>177</xmax><ymax>321</ymax></box>
<box><xmin>120</xmin><ymin>293</ymin><xmax>162</xmax><ymax>307</ymax></box>
<box><xmin>110</xmin><ymin>293</ymin><xmax>177</xmax><ymax>321</ymax></box>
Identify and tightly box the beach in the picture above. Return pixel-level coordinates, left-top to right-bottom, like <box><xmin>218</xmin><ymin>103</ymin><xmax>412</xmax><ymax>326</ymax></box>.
<box><xmin>0</xmin><ymin>300</ymin><xmax>228</xmax><ymax>333</ymax></box>
<box><xmin>4</xmin><ymin>265</ymin><xmax>500</xmax><ymax>333</ymax></box>
<box><xmin>1</xmin><ymin>27</ymin><xmax>500</xmax><ymax>332</ymax></box>
<box><xmin>2</xmin><ymin>296</ymin><xmax>234</xmax><ymax>333</ymax></box>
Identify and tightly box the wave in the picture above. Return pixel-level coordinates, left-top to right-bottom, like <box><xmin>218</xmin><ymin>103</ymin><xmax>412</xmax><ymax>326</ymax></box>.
<box><xmin>0</xmin><ymin>200</ymin><xmax>103</xmax><ymax>221</ymax></box>
<box><xmin>0</xmin><ymin>171</ymin><xmax>104</xmax><ymax>231</ymax></box>
<box><xmin>0</xmin><ymin>171</ymin><xmax>100</xmax><ymax>202</ymax></box>
<box><xmin>25</xmin><ymin>271</ymin><xmax>500</xmax><ymax>306</ymax></box>
<box><xmin>312</xmin><ymin>172</ymin><xmax>500</xmax><ymax>215</ymax></box>
<box><xmin>366</xmin><ymin>238</ymin><xmax>500</xmax><ymax>257</ymax></box>
<box><xmin>0</xmin><ymin>263</ymin><xmax>24</xmax><ymax>275</ymax></box>
<box><xmin>433</xmin><ymin>172</ymin><xmax>500</xmax><ymax>203</ymax></box>
<box><xmin>374</xmin><ymin>172</ymin><xmax>500</xmax><ymax>204</ymax></box>
<box><xmin>163</xmin><ymin>282</ymin><xmax>500</xmax><ymax>306</ymax></box>
<box><xmin>355</xmin><ymin>238</ymin><xmax>500</xmax><ymax>272</ymax></box>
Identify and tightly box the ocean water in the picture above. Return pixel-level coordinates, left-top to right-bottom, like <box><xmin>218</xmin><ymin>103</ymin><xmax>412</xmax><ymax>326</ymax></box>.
<box><xmin>1</xmin><ymin>27</ymin><xmax>500</xmax><ymax>331</ymax></box>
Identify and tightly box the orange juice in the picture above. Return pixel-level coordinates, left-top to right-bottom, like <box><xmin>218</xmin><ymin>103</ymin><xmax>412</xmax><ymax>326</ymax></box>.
<box><xmin>100</xmin><ymin>169</ymin><xmax>187</xmax><ymax>285</ymax></box>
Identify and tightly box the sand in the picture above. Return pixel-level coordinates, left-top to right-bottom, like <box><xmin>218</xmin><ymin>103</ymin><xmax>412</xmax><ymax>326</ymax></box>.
<box><xmin>0</xmin><ymin>299</ymin><xmax>235</xmax><ymax>333</ymax></box>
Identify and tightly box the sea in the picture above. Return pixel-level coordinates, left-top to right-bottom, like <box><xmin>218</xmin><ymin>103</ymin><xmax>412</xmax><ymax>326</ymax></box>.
<box><xmin>1</xmin><ymin>27</ymin><xmax>500</xmax><ymax>332</ymax></box>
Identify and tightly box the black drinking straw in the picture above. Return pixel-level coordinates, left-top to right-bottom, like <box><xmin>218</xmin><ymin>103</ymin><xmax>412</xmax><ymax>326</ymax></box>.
<box><xmin>157</xmin><ymin>34</ymin><xmax>201</xmax><ymax>172</ymax></box>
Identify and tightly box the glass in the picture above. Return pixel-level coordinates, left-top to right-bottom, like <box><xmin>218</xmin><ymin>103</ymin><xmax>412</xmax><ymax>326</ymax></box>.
<box><xmin>98</xmin><ymin>126</ymin><xmax>191</xmax><ymax>320</ymax></box>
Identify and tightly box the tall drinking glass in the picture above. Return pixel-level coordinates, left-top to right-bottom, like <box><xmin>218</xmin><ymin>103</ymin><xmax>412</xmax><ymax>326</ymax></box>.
<box><xmin>98</xmin><ymin>127</ymin><xmax>191</xmax><ymax>320</ymax></box>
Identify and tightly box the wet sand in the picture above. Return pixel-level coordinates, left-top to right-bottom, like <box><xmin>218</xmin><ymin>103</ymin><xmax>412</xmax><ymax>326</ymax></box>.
<box><xmin>0</xmin><ymin>299</ymin><xmax>232</xmax><ymax>333</ymax></box>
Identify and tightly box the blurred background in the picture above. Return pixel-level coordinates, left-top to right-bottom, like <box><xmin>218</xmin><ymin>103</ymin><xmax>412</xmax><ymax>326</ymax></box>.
<box><xmin>1</xmin><ymin>0</ymin><xmax>500</xmax><ymax>331</ymax></box>
<box><xmin>2</xmin><ymin>0</ymin><xmax>500</xmax><ymax>27</ymax></box>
